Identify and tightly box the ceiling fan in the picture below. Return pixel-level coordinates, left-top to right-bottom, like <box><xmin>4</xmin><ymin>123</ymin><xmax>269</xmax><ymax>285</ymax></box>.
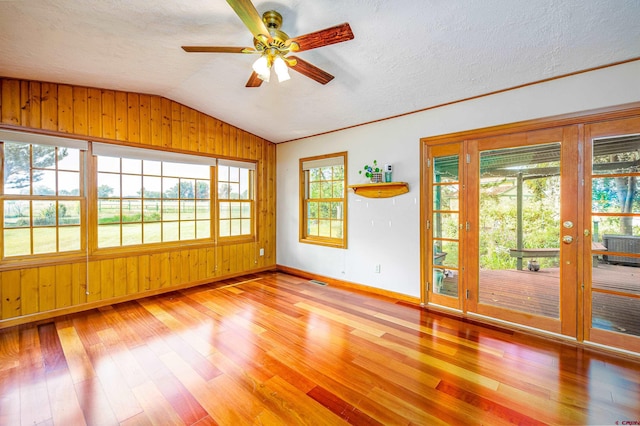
<box><xmin>182</xmin><ymin>0</ymin><xmax>354</xmax><ymax>87</ymax></box>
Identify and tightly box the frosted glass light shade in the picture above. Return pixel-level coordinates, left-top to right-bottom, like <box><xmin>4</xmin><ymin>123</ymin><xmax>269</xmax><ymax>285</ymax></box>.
<box><xmin>252</xmin><ymin>56</ymin><xmax>270</xmax><ymax>82</ymax></box>
<box><xmin>273</xmin><ymin>56</ymin><xmax>290</xmax><ymax>82</ymax></box>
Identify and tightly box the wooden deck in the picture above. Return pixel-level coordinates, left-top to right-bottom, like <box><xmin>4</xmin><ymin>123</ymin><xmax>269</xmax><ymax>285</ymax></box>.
<box><xmin>479</xmin><ymin>268</ymin><xmax>560</xmax><ymax>318</ymax></box>
<box><xmin>478</xmin><ymin>263</ymin><xmax>640</xmax><ymax>336</ymax></box>
<box><xmin>1</xmin><ymin>271</ymin><xmax>639</xmax><ymax>425</ymax></box>
<box><xmin>592</xmin><ymin>262</ymin><xmax>640</xmax><ymax>295</ymax></box>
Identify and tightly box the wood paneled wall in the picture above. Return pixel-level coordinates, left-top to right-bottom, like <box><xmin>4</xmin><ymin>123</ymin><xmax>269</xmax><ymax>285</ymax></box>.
<box><xmin>0</xmin><ymin>77</ymin><xmax>277</xmax><ymax>327</ymax></box>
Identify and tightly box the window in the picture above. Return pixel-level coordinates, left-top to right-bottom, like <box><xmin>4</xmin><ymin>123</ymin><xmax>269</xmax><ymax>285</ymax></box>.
<box><xmin>300</xmin><ymin>152</ymin><xmax>347</xmax><ymax>248</ymax></box>
<box><xmin>93</xmin><ymin>143</ymin><xmax>214</xmax><ymax>248</ymax></box>
<box><xmin>1</xmin><ymin>131</ymin><xmax>87</xmax><ymax>258</ymax></box>
<box><xmin>217</xmin><ymin>160</ymin><xmax>255</xmax><ymax>239</ymax></box>
<box><xmin>1</xmin><ymin>132</ymin><xmax>258</xmax><ymax>258</ymax></box>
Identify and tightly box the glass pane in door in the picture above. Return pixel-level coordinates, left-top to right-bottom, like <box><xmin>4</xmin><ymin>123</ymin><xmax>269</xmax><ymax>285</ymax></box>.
<box><xmin>432</xmin><ymin>154</ymin><xmax>459</xmax><ymax>297</ymax></box>
<box><xmin>590</xmin><ymin>135</ymin><xmax>640</xmax><ymax>337</ymax></box>
<box><xmin>478</xmin><ymin>143</ymin><xmax>561</xmax><ymax>318</ymax></box>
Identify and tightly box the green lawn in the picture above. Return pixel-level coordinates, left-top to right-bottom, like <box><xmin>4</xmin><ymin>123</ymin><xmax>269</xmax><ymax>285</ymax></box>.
<box><xmin>2</xmin><ymin>201</ymin><xmax>254</xmax><ymax>255</ymax></box>
<box><xmin>4</xmin><ymin>226</ymin><xmax>81</xmax><ymax>256</ymax></box>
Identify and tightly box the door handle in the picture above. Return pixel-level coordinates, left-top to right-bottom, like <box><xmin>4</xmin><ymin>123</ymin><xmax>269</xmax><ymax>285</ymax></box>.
<box><xmin>562</xmin><ymin>235</ymin><xmax>573</xmax><ymax>244</ymax></box>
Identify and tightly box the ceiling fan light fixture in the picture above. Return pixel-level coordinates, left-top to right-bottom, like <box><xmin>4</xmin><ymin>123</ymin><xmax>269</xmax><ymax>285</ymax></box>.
<box><xmin>273</xmin><ymin>55</ymin><xmax>290</xmax><ymax>82</ymax></box>
<box><xmin>182</xmin><ymin>4</ymin><xmax>354</xmax><ymax>87</ymax></box>
<box><xmin>252</xmin><ymin>55</ymin><xmax>270</xmax><ymax>82</ymax></box>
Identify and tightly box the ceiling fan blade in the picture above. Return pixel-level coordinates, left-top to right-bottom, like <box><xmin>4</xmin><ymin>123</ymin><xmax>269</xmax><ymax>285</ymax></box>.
<box><xmin>287</xmin><ymin>23</ymin><xmax>354</xmax><ymax>52</ymax></box>
<box><xmin>226</xmin><ymin>0</ymin><xmax>271</xmax><ymax>39</ymax></box>
<box><xmin>288</xmin><ymin>56</ymin><xmax>334</xmax><ymax>85</ymax></box>
<box><xmin>246</xmin><ymin>71</ymin><xmax>263</xmax><ymax>87</ymax></box>
<box><xmin>182</xmin><ymin>46</ymin><xmax>256</xmax><ymax>53</ymax></box>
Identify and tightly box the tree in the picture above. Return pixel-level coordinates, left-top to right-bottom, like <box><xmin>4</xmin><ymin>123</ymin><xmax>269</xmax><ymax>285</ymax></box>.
<box><xmin>598</xmin><ymin>150</ymin><xmax>640</xmax><ymax>235</ymax></box>
<box><xmin>33</xmin><ymin>185</ymin><xmax>55</xmax><ymax>195</ymax></box>
<box><xmin>98</xmin><ymin>185</ymin><xmax>114</xmax><ymax>198</ymax></box>
<box><xmin>137</xmin><ymin>187</ymin><xmax>161</xmax><ymax>198</ymax></box>
<box><xmin>478</xmin><ymin>174</ymin><xmax>561</xmax><ymax>270</ymax></box>
<box><xmin>4</xmin><ymin>143</ymin><xmax>68</xmax><ymax>190</ymax></box>
<box><xmin>196</xmin><ymin>181</ymin><xmax>209</xmax><ymax>199</ymax></box>
<box><xmin>218</xmin><ymin>183</ymin><xmax>230</xmax><ymax>199</ymax></box>
<box><xmin>164</xmin><ymin>181</ymin><xmax>197</xmax><ymax>199</ymax></box>
<box><xmin>615</xmin><ymin>176</ymin><xmax>637</xmax><ymax>235</ymax></box>
<box><xmin>34</xmin><ymin>203</ymin><xmax>57</xmax><ymax>226</ymax></box>
<box><xmin>592</xmin><ymin>178</ymin><xmax>618</xmax><ymax>212</ymax></box>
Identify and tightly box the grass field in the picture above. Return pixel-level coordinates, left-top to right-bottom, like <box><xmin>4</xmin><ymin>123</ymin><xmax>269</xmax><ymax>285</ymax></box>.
<box><xmin>4</xmin><ymin>226</ymin><xmax>81</xmax><ymax>256</ymax></box>
<box><xmin>3</xmin><ymin>199</ymin><xmax>254</xmax><ymax>254</ymax></box>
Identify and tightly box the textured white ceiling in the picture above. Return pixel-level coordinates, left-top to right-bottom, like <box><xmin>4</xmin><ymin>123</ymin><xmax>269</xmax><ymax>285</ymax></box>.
<box><xmin>1</xmin><ymin>0</ymin><xmax>639</xmax><ymax>143</ymax></box>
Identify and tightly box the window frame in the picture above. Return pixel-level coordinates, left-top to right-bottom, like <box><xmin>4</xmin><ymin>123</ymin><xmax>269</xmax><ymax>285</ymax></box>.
<box><xmin>91</xmin><ymin>143</ymin><xmax>216</xmax><ymax>252</ymax></box>
<box><xmin>216</xmin><ymin>160</ymin><xmax>256</xmax><ymax>243</ymax></box>
<box><xmin>299</xmin><ymin>152</ymin><xmax>348</xmax><ymax>249</ymax></box>
<box><xmin>0</xmin><ymin>133</ymin><xmax>87</xmax><ymax>260</ymax></box>
<box><xmin>0</xmin><ymin>131</ymin><xmax>261</xmax><ymax>261</ymax></box>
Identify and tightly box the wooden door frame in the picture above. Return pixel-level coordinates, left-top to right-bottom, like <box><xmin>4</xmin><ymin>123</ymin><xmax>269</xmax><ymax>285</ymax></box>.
<box><xmin>423</xmin><ymin>142</ymin><xmax>465</xmax><ymax>310</ymax></box>
<box><xmin>582</xmin><ymin>115</ymin><xmax>640</xmax><ymax>353</ymax></box>
<box><xmin>420</xmin><ymin>102</ymin><xmax>640</xmax><ymax>350</ymax></box>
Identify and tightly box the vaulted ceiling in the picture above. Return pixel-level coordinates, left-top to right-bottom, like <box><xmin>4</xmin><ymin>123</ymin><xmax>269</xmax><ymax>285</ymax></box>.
<box><xmin>1</xmin><ymin>0</ymin><xmax>639</xmax><ymax>143</ymax></box>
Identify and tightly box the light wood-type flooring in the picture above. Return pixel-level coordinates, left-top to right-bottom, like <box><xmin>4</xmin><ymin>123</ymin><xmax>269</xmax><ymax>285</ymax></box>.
<box><xmin>1</xmin><ymin>272</ymin><xmax>640</xmax><ymax>425</ymax></box>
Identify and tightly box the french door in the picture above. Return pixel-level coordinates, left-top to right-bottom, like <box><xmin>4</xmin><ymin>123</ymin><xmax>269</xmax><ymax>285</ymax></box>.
<box><xmin>584</xmin><ymin>117</ymin><xmax>640</xmax><ymax>353</ymax></box>
<box><xmin>425</xmin><ymin>127</ymin><xmax>580</xmax><ymax>336</ymax></box>
<box><xmin>425</xmin><ymin>143</ymin><xmax>464</xmax><ymax>310</ymax></box>
<box><xmin>425</xmin><ymin>118</ymin><xmax>640</xmax><ymax>352</ymax></box>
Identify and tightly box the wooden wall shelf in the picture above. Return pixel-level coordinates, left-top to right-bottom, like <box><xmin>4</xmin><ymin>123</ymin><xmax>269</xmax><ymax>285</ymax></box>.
<box><xmin>348</xmin><ymin>182</ymin><xmax>409</xmax><ymax>198</ymax></box>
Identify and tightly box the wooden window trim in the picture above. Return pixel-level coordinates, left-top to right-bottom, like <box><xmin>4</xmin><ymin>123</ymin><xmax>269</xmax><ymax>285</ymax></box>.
<box><xmin>299</xmin><ymin>152</ymin><xmax>348</xmax><ymax>249</ymax></box>
<box><xmin>91</xmin><ymin>150</ymin><xmax>214</xmax><ymax>251</ymax></box>
<box><xmin>216</xmin><ymin>166</ymin><xmax>256</xmax><ymax>242</ymax></box>
<box><xmin>1</xmin><ymin>141</ymin><xmax>87</xmax><ymax>261</ymax></box>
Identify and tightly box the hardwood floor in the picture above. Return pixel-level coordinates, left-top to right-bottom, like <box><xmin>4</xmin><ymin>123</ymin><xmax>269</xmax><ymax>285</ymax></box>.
<box><xmin>1</xmin><ymin>272</ymin><xmax>640</xmax><ymax>425</ymax></box>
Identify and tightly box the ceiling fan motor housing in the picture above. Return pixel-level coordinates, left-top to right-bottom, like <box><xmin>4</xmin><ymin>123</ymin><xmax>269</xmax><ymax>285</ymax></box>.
<box><xmin>262</xmin><ymin>10</ymin><xmax>282</xmax><ymax>29</ymax></box>
<box><xmin>254</xmin><ymin>10</ymin><xmax>289</xmax><ymax>52</ymax></box>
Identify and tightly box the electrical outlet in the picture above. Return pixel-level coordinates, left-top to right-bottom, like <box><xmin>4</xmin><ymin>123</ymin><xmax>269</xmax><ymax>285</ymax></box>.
<box><xmin>259</xmin><ymin>248</ymin><xmax>264</xmax><ymax>256</ymax></box>
<box><xmin>375</xmin><ymin>264</ymin><xmax>381</xmax><ymax>273</ymax></box>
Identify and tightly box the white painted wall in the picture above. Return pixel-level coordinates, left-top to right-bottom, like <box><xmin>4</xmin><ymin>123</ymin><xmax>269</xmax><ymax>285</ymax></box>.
<box><xmin>276</xmin><ymin>60</ymin><xmax>640</xmax><ymax>298</ymax></box>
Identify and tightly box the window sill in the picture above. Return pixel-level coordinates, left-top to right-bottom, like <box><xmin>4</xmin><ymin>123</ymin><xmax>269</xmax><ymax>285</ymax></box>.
<box><xmin>300</xmin><ymin>237</ymin><xmax>346</xmax><ymax>249</ymax></box>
